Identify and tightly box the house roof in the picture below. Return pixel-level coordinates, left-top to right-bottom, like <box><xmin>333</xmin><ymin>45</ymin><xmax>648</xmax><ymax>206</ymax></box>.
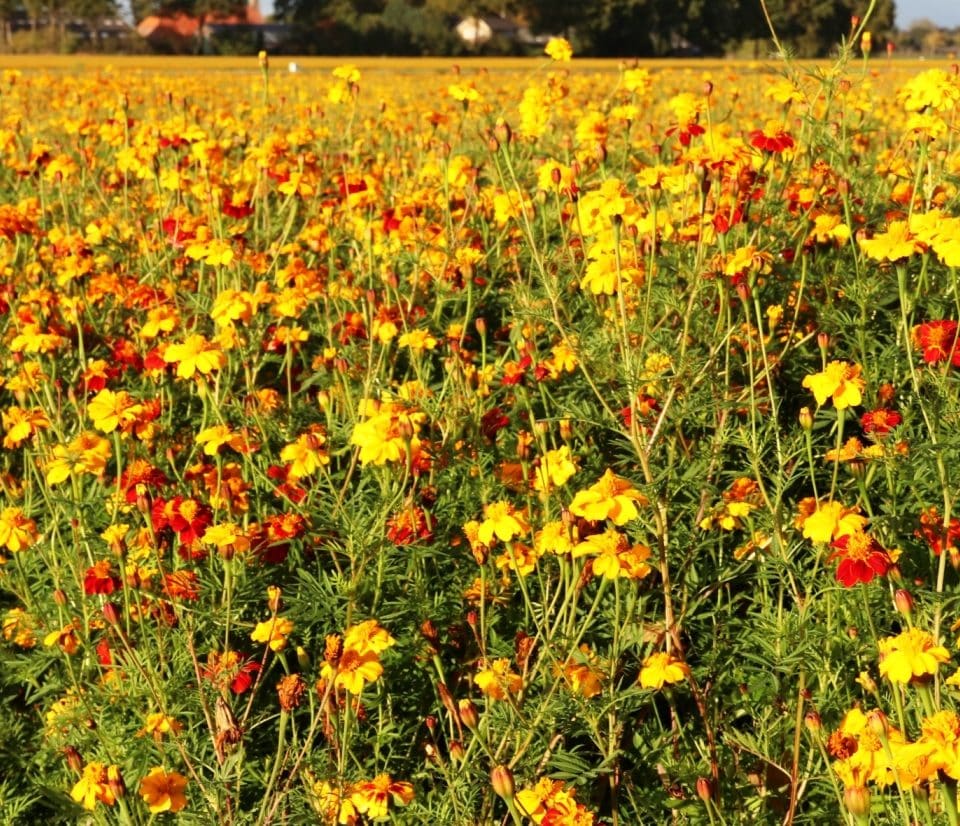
<box><xmin>137</xmin><ymin>4</ymin><xmax>263</xmax><ymax>40</ymax></box>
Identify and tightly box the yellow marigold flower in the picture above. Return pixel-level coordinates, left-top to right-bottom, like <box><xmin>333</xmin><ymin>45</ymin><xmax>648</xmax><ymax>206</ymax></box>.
<box><xmin>202</xmin><ymin>523</ymin><xmax>250</xmax><ymax>557</ymax></box>
<box><xmin>859</xmin><ymin>221</ymin><xmax>925</xmax><ymax>262</ymax></box>
<box><xmin>2</xmin><ymin>608</ymin><xmax>36</xmax><ymax>648</ymax></box>
<box><xmin>139</xmin><ymin>712</ymin><xmax>184</xmax><ymax>741</ymax></box>
<box><xmin>71</xmin><ymin>761</ymin><xmax>119</xmax><ymax>810</ymax></box>
<box><xmin>311</xmin><ymin>779</ymin><xmax>360</xmax><ymax>825</ymax></box>
<box><xmin>343</xmin><ymin>620</ymin><xmax>395</xmax><ymax>655</ymax></box>
<box><xmin>899</xmin><ymin>68</ymin><xmax>960</xmax><ymax>113</ymax></box>
<box><xmin>250</xmin><ymin>616</ymin><xmax>294</xmax><ymax>652</ymax></box>
<box><xmin>139</xmin><ymin>767</ymin><xmax>188</xmax><ymax>814</ymax></box>
<box><xmin>45</xmin><ymin>432</ymin><xmax>112</xmax><ymax>486</ymax></box>
<box><xmin>534</xmin><ymin>520</ymin><xmax>575</xmax><ymax>555</ymax></box>
<box><xmin>195</xmin><ymin>424</ymin><xmax>246</xmax><ymax>456</ymax></box>
<box><xmin>44</xmin><ymin>621</ymin><xmax>81</xmax><ymax>655</ymax></box>
<box><xmin>2</xmin><ymin>405</ymin><xmax>50</xmax><ymax>449</ymax></box>
<box><xmin>516</xmin><ymin>778</ymin><xmax>596</xmax><ymax>825</ymax></box>
<box><xmin>476</xmin><ymin>500</ymin><xmax>530</xmax><ymax>545</ymax></box>
<box><xmin>280</xmin><ymin>430</ymin><xmax>330</xmax><ymax>480</ymax></box>
<box><xmin>474</xmin><ymin>658</ymin><xmax>523</xmax><ymax>700</ymax></box>
<box><xmin>397</xmin><ymin>328</ymin><xmax>438</xmax><ymax>352</ymax></box>
<box><xmin>639</xmin><ymin>651</ymin><xmax>690</xmax><ymax>690</ymax></box>
<box><xmin>185</xmin><ymin>237</ymin><xmax>234</xmax><ymax>267</ymax></box>
<box><xmin>569</xmin><ymin>469</ymin><xmax>647</xmax><ymax>525</ymax></box>
<box><xmin>0</xmin><ymin>506</ymin><xmax>38</xmax><ymax>552</ymax></box>
<box><xmin>321</xmin><ymin>647</ymin><xmax>384</xmax><ymax>695</ymax></box>
<box><xmin>163</xmin><ymin>334</ymin><xmax>226</xmax><ymax>380</ymax></box>
<box><xmin>802</xmin><ymin>361</ymin><xmax>864</xmax><ymax>409</ymax></box>
<box><xmin>533</xmin><ymin>446</ymin><xmax>578</xmax><ymax>493</ymax></box>
<box><xmin>544</xmin><ymin>36</ymin><xmax>573</xmax><ymax>61</ymax></box>
<box><xmin>350</xmin><ymin>774</ymin><xmax>414</xmax><ymax>819</ymax></box>
<box><xmin>918</xmin><ymin>710</ymin><xmax>960</xmax><ymax>782</ymax></box>
<box><xmin>798</xmin><ymin>498</ymin><xmax>867</xmax><ymax>544</ymax></box>
<box><xmin>878</xmin><ymin>628</ymin><xmax>950</xmax><ymax>684</ymax></box>
<box><xmin>87</xmin><ymin>389</ymin><xmax>140</xmax><ymax>434</ymax></box>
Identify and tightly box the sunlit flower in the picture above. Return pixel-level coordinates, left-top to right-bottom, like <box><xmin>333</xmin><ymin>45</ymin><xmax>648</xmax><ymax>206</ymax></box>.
<box><xmin>350</xmin><ymin>774</ymin><xmax>414</xmax><ymax>819</ymax></box>
<box><xmin>569</xmin><ymin>469</ymin><xmax>647</xmax><ymax>525</ymax></box>
<box><xmin>139</xmin><ymin>767</ymin><xmax>188</xmax><ymax>813</ymax></box>
<box><xmin>544</xmin><ymin>37</ymin><xmax>573</xmax><ymax>62</ymax></box>
<box><xmin>802</xmin><ymin>361</ymin><xmax>864</xmax><ymax>409</ymax></box>
<box><xmin>250</xmin><ymin>616</ymin><xmax>294</xmax><ymax>652</ymax></box>
<box><xmin>878</xmin><ymin>628</ymin><xmax>950</xmax><ymax>684</ymax></box>
<box><xmin>639</xmin><ymin>651</ymin><xmax>690</xmax><ymax>690</ymax></box>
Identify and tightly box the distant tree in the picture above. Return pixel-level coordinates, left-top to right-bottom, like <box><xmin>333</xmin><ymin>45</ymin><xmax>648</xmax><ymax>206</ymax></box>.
<box><xmin>753</xmin><ymin>0</ymin><xmax>895</xmax><ymax>57</ymax></box>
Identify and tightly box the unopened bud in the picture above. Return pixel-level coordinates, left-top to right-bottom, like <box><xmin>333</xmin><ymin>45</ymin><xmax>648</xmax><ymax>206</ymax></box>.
<box><xmin>804</xmin><ymin>711</ymin><xmax>821</xmax><ymax>732</ymax></box>
<box><xmin>894</xmin><ymin>588</ymin><xmax>914</xmax><ymax>615</ymax></box>
<box><xmin>843</xmin><ymin>784</ymin><xmax>870</xmax><ymax>817</ymax></box>
<box><xmin>799</xmin><ymin>406</ymin><xmax>814</xmax><ymax>431</ymax></box>
<box><xmin>490</xmin><ymin>765</ymin><xmax>515</xmax><ymax>800</ymax></box>
<box><xmin>449</xmin><ymin>740</ymin><xmax>465</xmax><ymax>762</ymax></box>
<box><xmin>458</xmin><ymin>698</ymin><xmax>479</xmax><ymax>730</ymax></box>
<box><xmin>696</xmin><ymin>776</ymin><xmax>714</xmax><ymax>803</ymax></box>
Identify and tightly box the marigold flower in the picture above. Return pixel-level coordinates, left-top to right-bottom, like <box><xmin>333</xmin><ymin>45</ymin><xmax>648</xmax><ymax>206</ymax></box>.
<box><xmin>476</xmin><ymin>500</ymin><xmax>530</xmax><ymax>545</ymax></box>
<box><xmin>544</xmin><ymin>36</ymin><xmax>573</xmax><ymax>61</ymax></box>
<box><xmin>533</xmin><ymin>446</ymin><xmax>579</xmax><ymax>493</ymax></box>
<box><xmin>515</xmin><ymin>777</ymin><xmax>596</xmax><ymax>825</ymax></box>
<box><xmin>474</xmin><ymin>658</ymin><xmax>523</xmax><ymax>700</ymax></box>
<box><xmin>350</xmin><ymin>774</ymin><xmax>414</xmax><ymax>819</ymax></box>
<box><xmin>802</xmin><ymin>361</ymin><xmax>864</xmax><ymax>409</ymax></box>
<box><xmin>0</xmin><ymin>506</ymin><xmax>38</xmax><ymax>552</ymax></box>
<box><xmin>162</xmin><ymin>334</ymin><xmax>226</xmax><ymax>379</ymax></box>
<box><xmin>139</xmin><ymin>712</ymin><xmax>184</xmax><ymax>741</ymax></box>
<box><xmin>251</xmin><ymin>616</ymin><xmax>294</xmax><ymax>652</ymax></box>
<box><xmin>878</xmin><ymin>628</ymin><xmax>950</xmax><ymax>684</ymax></box>
<box><xmin>829</xmin><ymin>530</ymin><xmax>893</xmax><ymax>587</ymax></box>
<box><xmin>139</xmin><ymin>767</ymin><xmax>188</xmax><ymax>813</ymax></box>
<box><xmin>639</xmin><ymin>651</ymin><xmax>690</xmax><ymax>690</ymax></box>
<box><xmin>798</xmin><ymin>498</ymin><xmax>867</xmax><ymax>544</ymax></box>
<box><xmin>569</xmin><ymin>469</ymin><xmax>647</xmax><ymax>525</ymax></box>
<box><xmin>912</xmin><ymin>320</ymin><xmax>960</xmax><ymax>366</ymax></box>
<box><xmin>71</xmin><ymin>761</ymin><xmax>119</xmax><ymax>810</ymax></box>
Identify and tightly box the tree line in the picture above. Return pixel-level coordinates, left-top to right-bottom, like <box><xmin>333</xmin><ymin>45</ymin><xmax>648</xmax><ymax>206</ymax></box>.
<box><xmin>0</xmin><ymin>0</ymin><xmax>906</xmax><ymax>58</ymax></box>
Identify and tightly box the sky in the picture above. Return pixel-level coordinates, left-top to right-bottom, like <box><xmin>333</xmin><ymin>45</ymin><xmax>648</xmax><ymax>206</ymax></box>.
<box><xmin>895</xmin><ymin>0</ymin><xmax>960</xmax><ymax>28</ymax></box>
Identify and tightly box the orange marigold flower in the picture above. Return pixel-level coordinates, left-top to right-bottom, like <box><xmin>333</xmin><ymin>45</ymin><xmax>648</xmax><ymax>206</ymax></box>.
<box><xmin>0</xmin><ymin>506</ymin><xmax>39</xmax><ymax>552</ymax></box>
<box><xmin>251</xmin><ymin>616</ymin><xmax>294</xmax><ymax>652</ymax></box>
<box><xmin>139</xmin><ymin>767</ymin><xmax>188</xmax><ymax>813</ymax></box>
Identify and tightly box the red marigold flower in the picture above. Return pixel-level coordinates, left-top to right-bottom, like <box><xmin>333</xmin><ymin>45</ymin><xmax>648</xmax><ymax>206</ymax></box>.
<box><xmin>119</xmin><ymin>459</ymin><xmax>169</xmax><ymax>505</ymax></box>
<box><xmin>386</xmin><ymin>506</ymin><xmax>433</xmax><ymax>546</ymax></box>
<box><xmin>750</xmin><ymin>128</ymin><xmax>795</xmax><ymax>153</ymax></box>
<box><xmin>222</xmin><ymin>193</ymin><xmax>254</xmax><ymax>219</ymax></box>
<box><xmin>480</xmin><ymin>407</ymin><xmax>510</xmax><ymax>441</ymax></box>
<box><xmin>83</xmin><ymin>560</ymin><xmax>121</xmax><ymax>596</ymax></box>
<box><xmin>912</xmin><ymin>320</ymin><xmax>959</xmax><ymax>365</ymax></box>
<box><xmin>829</xmin><ymin>531</ymin><xmax>893</xmax><ymax>587</ymax></box>
<box><xmin>861</xmin><ymin>408</ymin><xmax>902</xmax><ymax>437</ymax></box>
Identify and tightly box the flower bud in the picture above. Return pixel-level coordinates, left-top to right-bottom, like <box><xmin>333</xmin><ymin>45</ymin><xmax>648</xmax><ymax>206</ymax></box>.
<box><xmin>799</xmin><ymin>406</ymin><xmax>814</xmax><ymax>431</ymax></box>
<box><xmin>696</xmin><ymin>776</ymin><xmax>714</xmax><ymax>803</ymax></box>
<box><xmin>804</xmin><ymin>711</ymin><xmax>821</xmax><ymax>732</ymax></box>
<box><xmin>449</xmin><ymin>740</ymin><xmax>465</xmax><ymax>762</ymax></box>
<box><xmin>894</xmin><ymin>589</ymin><xmax>913</xmax><ymax>615</ymax></box>
<box><xmin>458</xmin><ymin>698</ymin><xmax>479</xmax><ymax>730</ymax></box>
<box><xmin>843</xmin><ymin>784</ymin><xmax>870</xmax><ymax>817</ymax></box>
<box><xmin>490</xmin><ymin>765</ymin><xmax>515</xmax><ymax>800</ymax></box>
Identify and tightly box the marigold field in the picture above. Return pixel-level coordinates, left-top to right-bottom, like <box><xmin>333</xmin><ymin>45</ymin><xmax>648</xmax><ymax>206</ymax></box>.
<box><xmin>3</xmin><ymin>42</ymin><xmax>960</xmax><ymax>825</ymax></box>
